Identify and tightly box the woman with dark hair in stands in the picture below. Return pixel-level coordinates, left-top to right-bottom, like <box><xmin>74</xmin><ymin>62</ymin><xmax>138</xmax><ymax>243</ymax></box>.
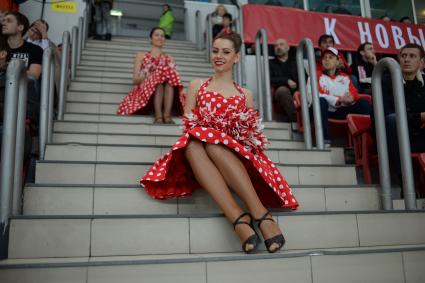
<box><xmin>141</xmin><ymin>32</ymin><xmax>298</xmax><ymax>254</ymax></box>
<box><xmin>117</xmin><ymin>27</ymin><xmax>184</xmax><ymax>123</ymax></box>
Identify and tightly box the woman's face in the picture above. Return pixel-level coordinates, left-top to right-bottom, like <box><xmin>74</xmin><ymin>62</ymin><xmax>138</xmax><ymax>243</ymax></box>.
<box><xmin>217</xmin><ymin>6</ymin><xmax>226</xmax><ymax>16</ymax></box>
<box><xmin>163</xmin><ymin>5</ymin><xmax>169</xmax><ymax>12</ymax></box>
<box><xmin>211</xmin><ymin>38</ymin><xmax>239</xmax><ymax>73</ymax></box>
<box><xmin>151</xmin><ymin>29</ymin><xmax>165</xmax><ymax>47</ymax></box>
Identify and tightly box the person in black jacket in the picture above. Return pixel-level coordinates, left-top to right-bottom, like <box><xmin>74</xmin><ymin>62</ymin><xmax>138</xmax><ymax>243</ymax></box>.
<box><xmin>269</xmin><ymin>38</ymin><xmax>299</xmax><ymax>122</ymax></box>
<box><xmin>380</xmin><ymin>43</ymin><xmax>425</xmax><ymax>176</ymax></box>
<box><xmin>350</xmin><ymin>42</ymin><xmax>377</xmax><ymax>94</ymax></box>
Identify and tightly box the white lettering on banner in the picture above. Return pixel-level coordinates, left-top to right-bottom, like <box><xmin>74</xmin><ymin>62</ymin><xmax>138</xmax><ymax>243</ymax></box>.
<box><xmin>357</xmin><ymin>22</ymin><xmax>372</xmax><ymax>43</ymax></box>
<box><xmin>375</xmin><ymin>24</ymin><xmax>389</xmax><ymax>48</ymax></box>
<box><xmin>324</xmin><ymin>18</ymin><xmax>341</xmax><ymax>44</ymax></box>
<box><xmin>407</xmin><ymin>27</ymin><xmax>421</xmax><ymax>45</ymax></box>
<box><xmin>418</xmin><ymin>29</ymin><xmax>425</xmax><ymax>48</ymax></box>
<box><xmin>391</xmin><ymin>26</ymin><xmax>406</xmax><ymax>49</ymax></box>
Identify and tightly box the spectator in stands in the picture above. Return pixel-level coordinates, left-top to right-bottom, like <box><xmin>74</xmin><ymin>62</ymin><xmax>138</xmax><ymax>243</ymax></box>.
<box><xmin>317</xmin><ymin>34</ymin><xmax>351</xmax><ymax>75</ymax></box>
<box><xmin>380</xmin><ymin>15</ymin><xmax>391</xmax><ymax>22</ymax></box>
<box><xmin>400</xmin><ymin>16</ymin><xmax>412</xmax><ymax>24</ymax></box>
<box><xmin>116</xmin><ymin>27</ymin><xmax>184</xmax><ymax>123</ymax></box>
<box><xmin>94</xmin><ymin>0</ymin><xmax>113</xmax><ymax>40</ymax></box>
<box><xmin>210</xmin><ymin>4</ymin><xmax>228</xmax><ymax>38</ymax></box>
<box><xmin>379</xmin><ymin>43</ymin><xmax>425</xmax><ymax>179</ymax></box>
<box><xmin>307</xmin><ymin>47</ymin><xmax>371</xmax><ymax>146</ymax></box>
<box><xmin>159</xmin><ymin>4</ymin><xmax>174</xmax><ymax>39</ymax></box>
<box><xmin>2</xmin><ymin>12</ymin><xmax>43</xmax><ymax>80</ymax></box>
<box><xmin>269</xmin><ymin>38</ymin><xmax>299</xmax><ymax>122</ymax></box>
<box><xmin>215</xmin><ymin>13</ymin><xmax>233</xmax><ymax>38</ymax></box>
<box><xmin>27</xmin><ymin>19</ymin><xmax>52</xmax><ymax>50</ymax></box>
<box><xmin>350</xmin><ymin>42</ymin><xmax>377</xmax><ymax>94</ymax></box>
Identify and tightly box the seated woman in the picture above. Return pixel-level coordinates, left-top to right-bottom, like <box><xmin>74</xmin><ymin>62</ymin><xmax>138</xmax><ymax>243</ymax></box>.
<box><xmin>141</xmin><ymin>33</ymin><xmax>298</xmax><ymax>254</ymax></box>
<box><xmin>307</xmin><ymin>47</ymin><xmax>371</xmax><ymax>146</ymax></box>
<box><xmin>117</xmin><ymin>27</ymin><xmax>184</xmax><ymax>123</ymax></box>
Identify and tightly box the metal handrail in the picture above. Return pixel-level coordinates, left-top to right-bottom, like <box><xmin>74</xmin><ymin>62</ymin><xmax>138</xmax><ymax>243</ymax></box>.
<box><xmin>77</xmin><ymin>17</ymin><xmax>84</xmax><ymax>64</ymax></box>
<box><xmin>296</xmin><ymin>38</ymin><xmax>324</xmax><ymax>150</ymax></box>
<box><xmin>39</xmin><ymin>48</ymin><xmax>56</xmax><ymax>161</ymax></box>
<box><xmin>0</xmin><ymin>59</ymin><xmax>28</xmax><ymax>256</ymax></box>
<box><xmin>58</xmin><ymin>31</ymin><xmax>70</xmax><ymax>120</ymax></box>
<box><xmin>254</xmin><ymin>28</ymin><xmax>272</xmax><ymax>121</ymax></box>
<box><xmin>71</xmin><ymin>26</ymin><xmax>78</xmax><ymax>80</ymax></box>
<box><xmin>82</xmin><ymin>7</ymin><xmax>89</xmax><ymax>48</ymax></box>
<box><xmin>195</xmin><ymin>10</ymin><xmax>202</xmax><ymax>50</ymax></box>
<box><xmin>371</xmin><ymin>57</ymin><xmax>416</xmax><ymax>210</ymax></box>
<box><xmin>205</xmin><ymin>14</ymin><xmax>213</xmax><ymax>63</ymax></box>
<box><xmin>233</xmin><ymin>0</ymin><xmax>246</xmax><ymax>86</ymax></box>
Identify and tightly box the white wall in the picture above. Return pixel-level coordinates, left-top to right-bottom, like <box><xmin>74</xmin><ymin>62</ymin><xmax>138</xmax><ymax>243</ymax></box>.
<box><xmin>184</xmin><ymin>0</ymin><xmax>238</xmax><ymax>43</ymax></box>
<box><xmin>20</xmin><ymin>0</ymin><xmax>87</xmax><ymax>44</ymax></box>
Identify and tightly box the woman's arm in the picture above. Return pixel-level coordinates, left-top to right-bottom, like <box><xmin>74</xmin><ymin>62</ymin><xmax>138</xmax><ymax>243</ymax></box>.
<box><xmin>184</xmin><ymin>79</ymin><xmax>203</xmax><ymax>114</ymax></box>
<box><xmin>243</xmin><ymin>88</ymin><xmax>254</xmax><ymax>108</ymax></box>
<box><xmin>132</xmin><ymin>52</ymin><xmax>145</xmax><ymax>85</ymax></box>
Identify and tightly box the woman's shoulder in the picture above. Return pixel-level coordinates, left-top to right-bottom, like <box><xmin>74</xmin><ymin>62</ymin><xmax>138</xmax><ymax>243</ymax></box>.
<box><xmin>135</xmin><ymin>51</ymin><xmax>146</xmax><ymax>59</ymax></box>
<box><xmin>189</xmin><ymin>78</ymin><xmax>206</xmax><ymax>90</ymax></box>
<box><xmin>242</xmin><ymin>87</ymin><xmax>253</xmax><ymax>98</ymax></box>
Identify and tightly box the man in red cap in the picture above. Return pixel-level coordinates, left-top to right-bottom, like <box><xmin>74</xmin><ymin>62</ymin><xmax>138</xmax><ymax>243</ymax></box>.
<box><xmin>307</xmin><ymin>47</ymin><xmax>371</xmax><ymax>146</ymax></box>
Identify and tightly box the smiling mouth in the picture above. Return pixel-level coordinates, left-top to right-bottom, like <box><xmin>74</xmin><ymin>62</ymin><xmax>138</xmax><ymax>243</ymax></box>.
<box><xmin>214</xmin><ymin>60</ymin><xmax>225</xmax><ymax>66</ymax></box>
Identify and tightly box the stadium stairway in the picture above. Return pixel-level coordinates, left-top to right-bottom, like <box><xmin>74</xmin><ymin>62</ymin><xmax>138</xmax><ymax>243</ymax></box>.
<box><xmin>0</xmin><ymin>37</ymin><xmax>424</xmax><ymax>283</ymax></box>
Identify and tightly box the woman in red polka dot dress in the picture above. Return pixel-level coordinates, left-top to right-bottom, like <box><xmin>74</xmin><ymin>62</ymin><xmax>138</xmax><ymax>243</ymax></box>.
<box><xmin>142</xmin><ymin>33</ymin><xmax>298</xmax><ymax>254</ymax></box>
<box><xmin>117</xmin><ymin>27</ymin><xmax>184</xmax><ymax>123</ymax></box>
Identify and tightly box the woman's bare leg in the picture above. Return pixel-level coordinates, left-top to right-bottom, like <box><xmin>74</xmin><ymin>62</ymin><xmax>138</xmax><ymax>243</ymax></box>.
<box><xmin>153</xmin><ymin>84</ymin><xmax>165</xmax><ymax>122</ymax></box>
<box><xmin>163</xmin><ymin>83</ymin><xmax>174</xmax><ymax>122</ymax></box>
<box><xmin>185</xmin><ymin>139</ymin><xmax>256</xmax><ymax>251</ymax></box>
<box><xmin>204</xmin><ymin>143</ymin><xmax>282</xmax><ymax>251</ymax></box>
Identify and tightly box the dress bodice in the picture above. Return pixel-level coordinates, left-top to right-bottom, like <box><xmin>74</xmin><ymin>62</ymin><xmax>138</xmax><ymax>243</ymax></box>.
<box><xmin>140</xmin><ymin>51</ymin><xmax>176</xmax><ymax>77</ymax></box>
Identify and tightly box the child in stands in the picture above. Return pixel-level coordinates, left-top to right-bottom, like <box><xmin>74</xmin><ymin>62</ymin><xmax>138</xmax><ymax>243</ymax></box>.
<box><xmin>307</xmin><ymin>47</ymin><xmax>371</xmax><ymax>146</ymax></box>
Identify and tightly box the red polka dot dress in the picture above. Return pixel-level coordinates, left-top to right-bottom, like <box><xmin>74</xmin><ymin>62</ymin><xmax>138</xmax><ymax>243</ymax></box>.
<box><xmin>141</xmin><ymin>78</ymin><xmax>299</xmax><ymax>209</ymax></box>
<box><xmin>117</xmin><ymin>51</ymin><xmax>185</xmax><ymax>115</ymax></box>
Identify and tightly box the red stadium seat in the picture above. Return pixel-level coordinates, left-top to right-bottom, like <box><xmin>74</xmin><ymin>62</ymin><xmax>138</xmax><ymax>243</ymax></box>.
<box><xmin>347</xmin><ymin>114</ymin><xmax>377</xmax><ymax>184</ymax></box>
<box><xmin>293</xmin><ymin>91</ymin><xmax>371</xmax><ymax>147</ymax></box>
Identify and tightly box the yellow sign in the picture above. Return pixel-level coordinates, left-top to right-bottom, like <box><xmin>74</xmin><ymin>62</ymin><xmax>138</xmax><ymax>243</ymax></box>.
<box><xmin>51</xmin><ymin>1</ymin><xmax>78</xmax><ymax>14</ymax></box>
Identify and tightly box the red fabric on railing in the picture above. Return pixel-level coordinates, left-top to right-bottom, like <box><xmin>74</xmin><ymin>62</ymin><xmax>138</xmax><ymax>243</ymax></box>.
<box><xmin>242</xmin><ymin>4</ymin><xmax>425</xmax><ymax>54</ymax></box>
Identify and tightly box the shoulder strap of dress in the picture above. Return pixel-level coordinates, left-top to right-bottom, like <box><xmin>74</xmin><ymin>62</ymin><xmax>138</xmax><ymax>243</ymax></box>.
<box><xmin>198</xmin><ymin>77</ymin><xmax>213</xmax><ymax>92</ymax></box>
<box><xmin>233</xmin><ymin>81</ymin><xmax>246</xmax><ymax>96</ymax></box>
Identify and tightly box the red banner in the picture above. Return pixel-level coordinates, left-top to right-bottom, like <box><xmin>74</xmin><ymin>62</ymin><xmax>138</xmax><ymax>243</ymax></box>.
<box><xmin>243</xmin><ymin>4</ymin><xmax>425</xmax><ymax>54</ymax></box>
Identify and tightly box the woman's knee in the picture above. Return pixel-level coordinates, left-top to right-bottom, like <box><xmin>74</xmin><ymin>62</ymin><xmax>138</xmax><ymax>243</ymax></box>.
<box><xmin>205</xmin><ymin>143</ymin><xmax>230</xmax><ymax>159</ymax></box>
<box><xmin>185</xmin><ymin>139</ymin><xmax>205</xmax><ymax>159</ymax></box>
<box><xmin>155</xmin><ymin>84</ymin><xmax>164</xmax><ymax>92</ymax></box>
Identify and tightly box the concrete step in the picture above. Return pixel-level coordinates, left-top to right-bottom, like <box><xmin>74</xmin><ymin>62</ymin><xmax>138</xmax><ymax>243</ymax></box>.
<box><xmin>43</xmin><ymin>143</ymin><xmax>345</xmax><ymax>165</ymax></box>
<box><xmin>1</xmin><ymin>246</ymin><xmax>425</xmax><ymax>283</ymax></box>
<box><xmin>52</xmin><ymin>132</ymin><xmax>306</xmax><ymax>149</ymax></box>
<box><xmin>61</xmin><ymin>112</ymin><xmax>291</xmax><ymax>129</ymax></box>
<box><xmin>71</xmin><ymin>75</ymin><xmax>203</xmax><ymax>86</ymax></box>
<box><xmin>23</xmin><ymin>184</ymin><xmax>380</xmax><ymax>215</ymax></box>
<box><xmin>7</xmin><ymin>211</ymin><xmax>425</xmax><ymax>258</ymax></box>
<box><xmin>81</xmin><ymin>54</ymin><xmax>211</xmax><ymax>68</ymax></box>
<box><xmin>85</xmin><ymin>42</ymin><xmax>206</xmax><ymax>56</ymax></box>
<box><xmin>83</xmin><ymin>47</ymin><xmax>206</xmax><ymax>59</ymax></box>
<box><xmin>88</xmin><ymin>37</ymin><xmax>198</xmax><ymax>48</ymax></box>
<box><xmin>34</xmin><ymin>161</ymin><xmax>357</xmax><ymax>186</ymax></box>
<box><xmin>78</xmin><ymin>60</ymin><xmax>213</xmax><ymax>73</ymax></box>
<box><xmin>82</xmin><ymin>49</ymin><xmax>208</xmax><ymax>63</ymax></box>
<box><xmin>74</xmin><ymin>69</ymin><xmax>213</xmax><ymax>80</ymax></box>
<box><xmin>52</xmin><ymin>120</ymin><xmax>292</xmax><ymax>139</ymax></box>
<box><xmin>1</xmin><ymin>246</ymin><xmax>424</xmax><ymax>283</ymax></box>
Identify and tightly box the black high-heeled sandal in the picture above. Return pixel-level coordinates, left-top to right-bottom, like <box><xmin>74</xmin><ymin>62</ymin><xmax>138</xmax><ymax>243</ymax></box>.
<box><xmin>232</xmin><ymin>212</ymin><xmax>260</xmax><ymax>254</ymax></box>
<box><xmin>255</xmin><ymin>211</ymin><xmax>285</xmax><ymax>253</ymax></box>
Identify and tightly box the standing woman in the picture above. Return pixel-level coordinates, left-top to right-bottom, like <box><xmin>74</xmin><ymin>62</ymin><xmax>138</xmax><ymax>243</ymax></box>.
<box><xmin>117</xmin><ymin>27</ymin><xmax>184</xmax><ymax>123</ymax></box>
<box><xmin>210</xmin><ymin>4</ymin><xmax>228</xmax><ymax>38</ymax></box>
<box><xmin>141</xmin><ymin>33</ymin><xmax>298</xmax><ymax>254</ymax></box>
<box><xmin>159</xmin><ymin>4</ymin><xmax>174</xmax><ymax>39</ymax></box>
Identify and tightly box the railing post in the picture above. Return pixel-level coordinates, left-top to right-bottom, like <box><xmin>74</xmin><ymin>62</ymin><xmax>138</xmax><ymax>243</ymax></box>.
<box><xmin>47</xmin><ymin>58</ymin><xmax>55</xmax><ymax>143</ymax></box>
<box><xmin>0</xmin><ymin>59</ymin><xmax>27</xmax><ymax>259</ymax></box>
<box><xmin>234</xmin><ymin>0</ymin><xmax>246</xmax><ymax>86</ymax></box>
<box><xmin>77</xmin><ymin>17</ymin><xmax>84</xmax><ymax>64</ymax></box>
<box><xmin>254</xmin><ymin>29</ymin><xmax>272</xmax><ymax>121</ymax></box>
<box><xmin>371</xmin><ymin>57</ymin><xmax>416</xmax><ymax>210</ymax></box>
<box><xmin>206</xmin><ymin>14</ymin><xmax>212</xmax><ymax>63</ymax></box>
<box><xmin>195</xmin><ymin>10</ymin><xmax>202</xmax><ymax>50</ymax></box>
<box><xmin>83</xmin><ymin>8</ymin><xmax>89</xmax><ymax>48</ymax></box>
<box><xmin>58</xmin><ymin>31</ymin><xmax>70</xmax><ymax>120</ymax></box>
<box><xmin>39</xmin><ymin>48</ymin><xmax>55</xmax><ymax>160</ymax></box>
<box><xmin>71</xmin><ymin>26</ymin><xmax>78</xmax><ymax>80</ymax></box>
<box><xmin>296</xmin><ymin>38</ymin><xmax>324</xmax><ymax>150</ymax></box>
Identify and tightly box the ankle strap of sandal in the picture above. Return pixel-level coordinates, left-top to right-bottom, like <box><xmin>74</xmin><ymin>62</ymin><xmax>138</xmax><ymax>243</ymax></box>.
<box><xmin>232</xmin><ymin>212</ymin><xmax>252</xmax><ymax>230</ymax></box>
<box><xmin>255</xmin><ymin>211</ymin><xmax>275</xmax><ymax>228</ymax></box>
